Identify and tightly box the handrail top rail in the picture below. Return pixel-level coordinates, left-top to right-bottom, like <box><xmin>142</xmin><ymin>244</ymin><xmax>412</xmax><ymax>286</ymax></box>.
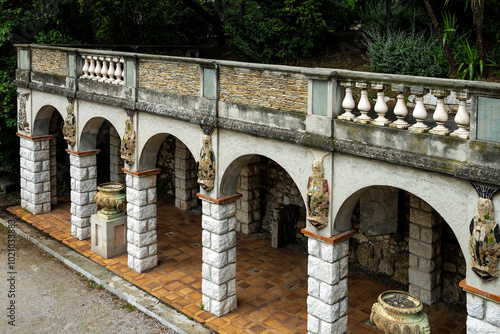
<box><xmin>16</xmin><ymin>43</ymin><xmax>500</xmax><ymax>95</ymax></box>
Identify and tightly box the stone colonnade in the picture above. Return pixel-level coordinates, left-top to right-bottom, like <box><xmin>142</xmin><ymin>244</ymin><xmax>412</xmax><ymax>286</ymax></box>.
<box><xmin>199</xmin><ymin>194</ymin><xmax>240</xmax><ymax>317</ymax></box>
<box><xmin>305</xmin><ymin>230</ymin><xmax>351</xmax><ymax>334</ymax></box>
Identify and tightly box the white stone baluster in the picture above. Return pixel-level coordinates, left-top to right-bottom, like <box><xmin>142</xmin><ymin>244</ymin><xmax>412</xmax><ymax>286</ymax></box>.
<box><xmin>409</xmin><ymin>88</ymin><xmax>429</xmax><ymax>133</ymax></box>
<box><xmin>94</xmin><ymin>57</ymin><xmax>102</xmax><ymax>80</ymax></box>
<box><xmin>390</xmin><ymin>85</ymin><xmax>409</xmax><ymax>129</ymax></box>
<box><xmin>429</xmin><ymin>90</ymin><xmax>450</xmax><ymax>136</ymax></box>
<box><xmin>355</xmin><ymin>82</ymin><xmax>372</xmax><ymax>124</ymax></box>
<box><xmin>371</xmin><ymin>84</ymin><xmax>389</xmax><ymax>126</ymax></box>
<box><xmin>99</xmin><ymin>57</ymin><xmax>108</xmax><ymax>82</ymax></box>
<box><xmin>339</xmin><ymin>82</ymin><xmax>355</xmax><ymax>121</ymax></box>
<box><xmin>81</xmin><ymin>56</ymin><xmax>90</xmax><ymax>79</ymax></box>
<box><xmin>88</xmin><ymin>56</ymin><xmax>96</xmax><ymax>79</ymax></box>
<box><xmin>450</xmin><ymin>92</ymin><xmax>470</xmax><ymax>139</ymax></box>
<box><xmin>114</xmin><ymin>58</ymin><xmax>123</xmax><ymax>85</ymax></box>
<box><xmin>106</xmin><ymin>58</ymin><xmax>115</xmax><ymax>83</ymax></box>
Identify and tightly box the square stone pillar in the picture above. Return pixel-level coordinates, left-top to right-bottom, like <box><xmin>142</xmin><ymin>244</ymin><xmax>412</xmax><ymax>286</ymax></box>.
<box><xmin>199</xmin><ymin>193</ymin><xmax>240</xmax><ymax>317</ymax></box>
<box><xmin>175</xmin><ymin>139</ymin><xmax>198</xmax><ymax>211</ymax></box>
<box><xmin>49</xmin><ymin>135</ymin><xmax>57</xmax><ymax>206</ymax></box>
<box><xmin>236</xmin><ymin>156</ymin><xmax>261</xmax><ymax>234</ymax></box>
<box><xmin>125</xmin><ymin>169</ymin><xmax>159</xmax><ymax>273</ymax></box>
<box><xmin>462</xmin><ymin>282</ymin><xmax>500</xmax><ymax>333</ymax></box>
<box><xmin>304</xmin><ymin>230</ymin><xmax>354</xmax><ymax>334</ymax></box>
<box><xmin>19</xmin><ymin>135</ymin><xmax>52</xmax><ymax>215</ymax></box>
<box><xmin>109</xmin><ymin>127</ymin><xmax>124</xmax><ymax>184</ymax></box>
<box><xmin>68</xmin><ymin>149</ymin><xmax>99</xmax><ymax>240</ymax></box>
<box><xmin>408</xmin><ymin>195</ymin><xmax>442</xmax><ymax>304</ymax></box>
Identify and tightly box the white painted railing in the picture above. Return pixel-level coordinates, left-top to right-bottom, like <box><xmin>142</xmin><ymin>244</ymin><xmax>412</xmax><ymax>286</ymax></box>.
<box><xmin>338</xmin><ymin>82</ymin><xmax>471</xmax><ymax>139</ymax></box>
<box><xmin>80</xmin><ymin>55</ymin><xmax>125</xmax><ymax>85</ymax></box>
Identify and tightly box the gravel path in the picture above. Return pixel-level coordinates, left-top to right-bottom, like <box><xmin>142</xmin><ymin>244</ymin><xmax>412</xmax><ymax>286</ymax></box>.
<box><xmin>0</xmin><ymin>223</ymin><xmax>176</xmax><ymax>334</ymax></box>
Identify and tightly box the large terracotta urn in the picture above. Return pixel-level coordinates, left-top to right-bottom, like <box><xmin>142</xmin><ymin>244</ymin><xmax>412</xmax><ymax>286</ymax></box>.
<box><xmin>93</xmin><ymin>182</ymin><xmax>126</xmax><ymax>218</ymax></box>
<box><xmin>370</xmin><ymin>290</ymin><xmax>430</xmax><ymax>334</ymax></box>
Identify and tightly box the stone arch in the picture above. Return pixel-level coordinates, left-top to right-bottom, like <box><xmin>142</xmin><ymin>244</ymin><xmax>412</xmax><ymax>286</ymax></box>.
<box><xmin>139</xmin><ymin>133</ymin><xmax>197</xmax><ymax>171</ymax></box>
<box><xmin>32</xmin><ymin>105</ymin><xmax>63</xmax><ymax>136</ymax></box>
<box><xmin>79</xmin><ymin>116</ymin><xmax>120</xmax><ymax>152</ymax></box>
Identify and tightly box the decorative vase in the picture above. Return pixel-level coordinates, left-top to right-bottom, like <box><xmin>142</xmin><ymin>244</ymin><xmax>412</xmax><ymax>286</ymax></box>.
<box><xmin>370</xmin><ymin>290</ymin><xmax>430</xmax><ymax>334</ymax></box>
<box><xmin>93</xmin><ymin>182</ymin><xmax>126</xmax><ymax>219</ymax></box>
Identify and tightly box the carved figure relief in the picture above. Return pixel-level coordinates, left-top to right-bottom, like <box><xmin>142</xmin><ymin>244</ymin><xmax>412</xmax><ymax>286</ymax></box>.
<box><xmin>62</xmin><ymin>98</ymin><xmax>76</xmax><ymax>146</ymax></box>
<box><xmin>120</xmin><ymin>113</ymin><xmax>136</xmax><ymax>165</ymax></box>
<box><xmin>197</xmin><ymin>127</ymin><xmax>215</xmax><ymax>191</ymax></box>
<box><xmin>469</xmin><ymin>182</ymin><xmax>500</xmax><ymax>281</ymax></box>
<box><xmin>17</xmin><ymin>92</ymin><xmax>30</xmax><ymax>133</ymax></box>
<box><xmin>307</xmin><ymin>158</ymin><xmax>330</xmax><ymax>229</ymax></box>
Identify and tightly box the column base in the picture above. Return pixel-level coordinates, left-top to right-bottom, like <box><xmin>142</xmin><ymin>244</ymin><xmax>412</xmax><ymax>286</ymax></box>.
<box><xmin>128</xmin><ymin>255</ymin><xmax>158</xmax><ymax>273</ymax></box>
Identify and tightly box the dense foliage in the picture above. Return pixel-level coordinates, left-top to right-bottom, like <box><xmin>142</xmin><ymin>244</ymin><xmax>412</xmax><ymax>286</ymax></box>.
<box><xmin>364</xmin><ymin>28</ymin><xmax>449</xmax><ymax>77</ymax></box>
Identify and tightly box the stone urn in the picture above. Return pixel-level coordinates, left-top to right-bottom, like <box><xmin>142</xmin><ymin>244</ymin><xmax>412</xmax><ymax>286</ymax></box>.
<box><xmin>370</xmin><ymin>290</ymin><xmax>430</xmax><ymax>334</ymax></box>
<box><xmin>94</xmin><ymin>182</ymin><xmax>126</xmax><ymax>219</ymax></box>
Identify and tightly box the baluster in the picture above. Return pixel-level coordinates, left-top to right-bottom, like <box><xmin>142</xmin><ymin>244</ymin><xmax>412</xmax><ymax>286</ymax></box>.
<box><xmin>81</xmin><ymin>56</ymin><xmax>90</xmax><ymax>79</ymax></box>
<box><xmin>114</xmin><ymin>58</ymin><xmax>123</xmax><ymax>85</ymax></box>
<box><xmin>94</xmin><ymin>57</ymin><xmax>102</xmax><ymax>80</ymax></box>
<box><xmin>119</xmin><ymin>59</ymin><xmax>125</xmax><ymax>85</ymax></box>
<box><xmin>429</xmin><ymin>90</ymin><xmax>450</xmax><ymax>135</ymax></box>
<box><xmin>450</xmin><ymin>92</ymin><xmax>470</xmax><ymax>139</ymax></box>
<box><xmin>88</xmin><ymin>56</ymin><xmax>96</xmax><ymax>79</ymax></box>
<box><xmin>371</xmin><ymin>84</ymin><xmax>389</xmax><ymax>126</ymax></box>
<box><xmin>355</xmin><ymin>82</ymin><xmax>372</xmax><ymax>124</ymax></box>
<box><xmin>409</xmin><ymin>88</ymin><xmax>429</xmax><ymax>133</ymax></box>
<box><xmin>390</xmin><ymin>85</ymin><xmax>410</xmax><ymax>129</ymax></box>
<box><xmin>106</xmin><ymin>58</ymin><xmax>116</xmax><ymax>83</ymax></box>
<box><xmin>339</xmin><ymin>81</ymin><xmax>355</xmax><ymax>121</ymax></box>
<box><xmin>99</xmin><ymin>57</ymin><xmax>108</xmax><ymax>82</ymax></box>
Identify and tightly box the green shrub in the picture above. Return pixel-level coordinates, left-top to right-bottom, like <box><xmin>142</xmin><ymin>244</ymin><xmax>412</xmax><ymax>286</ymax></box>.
<box><xmin>364</xmin><ymin>28</ymin><xmax>449</xmax><ymax>77</ymax></box>
<box><xmin>34</xmin><ymin>29</ymin><xmax>81</xmax><ymax>44</ymax></box>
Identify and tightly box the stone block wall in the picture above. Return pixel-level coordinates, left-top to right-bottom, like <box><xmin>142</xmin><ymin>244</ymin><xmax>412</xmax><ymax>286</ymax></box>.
<box><xmin>69</xmin><ymin>152</ymin><xmax>98</xmax><ymax>240</ymax></box>
<box><xmin>307</xmin><ymin>237</ymin><xmax>349</xmax><ymax>334</ymax></box>
<box><xmin>174</xmin><ymin>139</ymin><xmax>198</xmax><ymax>211</ymax></box>
<box><xmin>156</xmin><ymin>135</ymin><xmax>176</xmax><ymax>198</ymax></box>
<box><xmin>441</xmin><ymin>223</ymin><xmax>466</xmax><ymax>305</ymax></box>
<box><xmin>49</xmin><ymin>135</ymin><xmax>57</xmax><ymax>206</ymax></box>
<box><xmin>19</xmin><ymin>136</ymin><xmax>52</xmax><ymax>215</ymax></box>
<box><xmin>109</xmin><ymin>127</ymin><xmax>124</xmax><ymax>184</ymax></box>
<box><xmin>201</xmin><ymin>199</ymin><xmax>237</xmax><ymax>317</ymax></box>
<box><xmin>236</xmin><ymin>156</ymin><xmax>261</xmax><ymax>234</ymax></box>
<box><xmin>138</xmin><ymin>60</ymin><xmax>200</xmax><ymax>96</ymax></box>
<box><xmin>260</xmin><ymin>157</ymin><xmax>306</xmax><ymax>246</ymax></box>
<box><xmin>219</xmin><ymin>68</ymin><xmax>308</xmax><ymax>113</ymax></box>
<box><xmin>467</xmin><ymin>293</ymin><xmax>500</xmax><ymax>333</ymax></box>
<box><xmin>126</xmin><ymin>172</ymin><xmax>158</xmax><ymax>273</ymax></box>
<box><xmin>408</xmin><ymin>194</ymin><xmax>442</xmax><ymax>304</ymax></box>
<box><xmin>31</xmin><ymin>48</ymin><xmax>67</xmax><ymax>76</ymax></box>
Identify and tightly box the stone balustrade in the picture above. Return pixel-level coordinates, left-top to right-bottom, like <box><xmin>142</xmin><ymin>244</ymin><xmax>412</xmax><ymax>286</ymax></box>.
<box><xmin>80</xmin><ymin>54</ymin><xmax>125</xmax><ymax>85</ymax></box>
<box><xmin>339</xmin><ymin>82</ymin><xmax>471</xmax><ymax>139</ymax></box>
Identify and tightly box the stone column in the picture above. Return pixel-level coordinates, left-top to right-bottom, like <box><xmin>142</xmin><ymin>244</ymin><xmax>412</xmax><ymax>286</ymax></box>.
<box><xmin>408</xmin><ymin>195</ymin><xmax>442</xmax><ymax>304</ymax></box>
<box><xmin>19</xmin><ymin>135</ymin><xmax>52</xmax><ymax>215</ymax></box>
<box><xmin>49</xmin><ymin>135</ymin><xmax>57</xmax><ymax>206</ymax></box>
<box><xmin>109</xmin><ymin>127</ymin><xmax>124</xmax><ymax>184</ymax></box>
<box><xmin>175</xmin><ymin>139</ymin><xmax>198</xmax><ymax>211</ymax></box>
<box><xmin>69</xmin><ymin>150</ymin><xmax>99</xmax><ymax>240</ymax></box>
<box><xmin>466</xmin><ymin>292</ymin><xmax>500</xmax><ymax>333</ymax></box>
<box><xmin>236</xmin><ymin>156</ymin><xmax>261</xmax><ymax>234</ymax></box>
<box><xmin>305</xmin><ymin>231</ymin><xmax>351</xmax><ymax>334</ymax></box>
<box><xmin>199</xmin><ymin>194</ymin><xmax>240</xmax><ymax>317</ymax></box>
<box><xmin>125</xmin><ymin>169</ymin><xmax>158</xmax><ymax>273</ymax></box>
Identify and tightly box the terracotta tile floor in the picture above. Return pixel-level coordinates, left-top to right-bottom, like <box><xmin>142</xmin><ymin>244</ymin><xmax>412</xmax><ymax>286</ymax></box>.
<box><xmin>7</xmin><ymin>199</ymin><xmax>466</xmax><ymax>333</ymax></box>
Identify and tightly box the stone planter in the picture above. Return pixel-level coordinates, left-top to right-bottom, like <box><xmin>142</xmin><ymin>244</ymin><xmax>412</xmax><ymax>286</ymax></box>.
<box><xmin>94</xmin><ymin>182</ymin><xmax>126</xmax><ymax>218</ymax></box>
<box><xmin>370</xmin><ymin>290</ymin><xmax>430</xmax><ymax>334</ymax></box>
<box><xmin>91</xmin><ymin>182</ymin><xmax>127</xmax><ymax>259</ymax></box>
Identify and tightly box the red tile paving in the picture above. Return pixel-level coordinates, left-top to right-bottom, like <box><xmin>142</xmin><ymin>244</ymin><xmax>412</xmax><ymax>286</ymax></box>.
<box><xmin>7</xmin><ymin>198</ymin><xmax>466</xmax><ymax>333</ymax></box>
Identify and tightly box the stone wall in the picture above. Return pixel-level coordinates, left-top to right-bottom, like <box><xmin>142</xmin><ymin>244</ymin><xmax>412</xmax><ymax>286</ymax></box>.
<box><xmin>467</xmin><ymin>293</ymin><xmax>500</xmax><ymax>333</ymax></box>
<box><xmin>31</xmin><ymin>48</ymin><xmax>67</xmax><ymax>76</ymax></box>
<box><xmin>260</xmin><ymin>157</ymin><xmax>306</xmax><ymax>246</ymax></box>
<box><xmin>219</xmin><ymin>68</ymin><xmax>308</xmax><ymax>114</ymax></box>
<box><xmin>348</xmin><ymin>199</ymin><xmax>410</xmax><ymax>285</ymax></box>
<box><xmin>236</xmin><ymin>156</ymin><xmax>261</xmax><ymax>234</ymax></box>
<box><xmin>156</xmin><ymin>135</ymin><xmax>176</xmax><ymax>198</ymax></box>
<box><xmin>138</xmin><ymin>60</ymin><xmax>200</xmax><ymax>96</ymax></box>
<box><xmin>441</xmin><ymin>222</ymin><xmax>466</xmax><ymax>305</ymax></box>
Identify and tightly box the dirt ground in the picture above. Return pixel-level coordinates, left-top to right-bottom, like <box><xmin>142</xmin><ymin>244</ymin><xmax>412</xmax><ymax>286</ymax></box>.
<box><xmin>0</xmin><ymin>221</ymin><xmax>176</xmax><ymax>333</ymax></box>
